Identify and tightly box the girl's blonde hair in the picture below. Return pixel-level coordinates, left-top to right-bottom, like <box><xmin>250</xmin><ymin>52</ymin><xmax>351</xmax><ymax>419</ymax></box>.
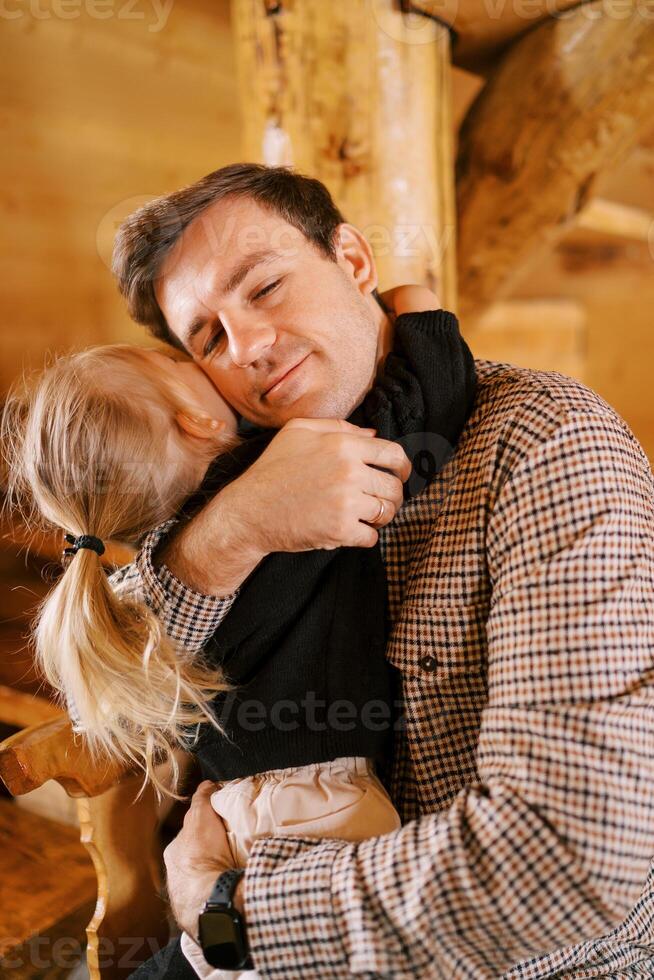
<box><xmin>1</xmin><ymin>345</ymin><xmax>236</xmax><ymax>800</ymax></box>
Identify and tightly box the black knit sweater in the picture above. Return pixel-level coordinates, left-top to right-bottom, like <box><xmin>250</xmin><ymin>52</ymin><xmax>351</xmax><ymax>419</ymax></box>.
<box><xmin>185</xmin><ymin>310</ymin><xmax>477</xmax><ymax>780</ymax></box>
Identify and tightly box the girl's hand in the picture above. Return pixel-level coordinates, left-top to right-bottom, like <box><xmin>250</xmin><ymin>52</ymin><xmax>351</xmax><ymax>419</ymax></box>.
<box><xmin>378</xmin><ymin>284</ymin><xmax>441</xmax><ymax>318</ymax></box>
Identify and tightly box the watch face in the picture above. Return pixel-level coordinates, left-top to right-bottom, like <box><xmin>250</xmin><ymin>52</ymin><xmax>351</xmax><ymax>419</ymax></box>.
<box><xmin>198</xmin><ymin>909</ymin><xmax>248</xmax><ymax>969</ymax></box>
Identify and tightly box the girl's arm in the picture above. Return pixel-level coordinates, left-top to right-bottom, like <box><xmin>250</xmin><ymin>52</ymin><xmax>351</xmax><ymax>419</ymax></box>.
<box><xmin>377</xmin><ymin>283</ymin><xmax>441</xmax><ymax>318</ymax></box>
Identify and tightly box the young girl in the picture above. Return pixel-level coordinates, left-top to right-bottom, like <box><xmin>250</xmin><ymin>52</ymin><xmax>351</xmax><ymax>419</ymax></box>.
<box><xmin>2</xmin><ymin>285</ymin><xmax>477</xmax><ymax>979</ymax></box>
<box><xmin>2</xmin><ymin>342</ymin><xmax>240</xmax><ymax>798</ymax></box>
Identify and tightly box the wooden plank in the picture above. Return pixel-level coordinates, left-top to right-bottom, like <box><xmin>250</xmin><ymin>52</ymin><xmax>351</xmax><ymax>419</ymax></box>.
<box><xmin>0</xmin><ymin>722</ymin><xmax>170</xmax><ymax>978</ymax></box>
<box><xmin>231</xmin><ymin>0</ymin><xmax>458</xmax><ymax>307</ymax></box>
<box><xmin>0</xmin><ymin>686</ymin><xmax>75</xmax><ymax>827</ymax></box>
<box><xmin>0</xmin><ymin>798</ymin><xmax>96</xmax><ymax>958</ymax></box>
<box><xmin>456</xmin><ymin>4</ymin><xmax>654</xmax><ymax>322</ymax></box>
<box><xmin>1</xmin><ymin>904</ymin><xmax>93</xmax><ymax>980</ymax></box>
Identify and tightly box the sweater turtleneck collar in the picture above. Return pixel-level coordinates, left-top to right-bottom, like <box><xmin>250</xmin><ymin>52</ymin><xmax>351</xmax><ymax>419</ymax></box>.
<box><xmin>349</xmin><ymin>308</ymin><xmax>477</xmax><ymax>500</ymax></box>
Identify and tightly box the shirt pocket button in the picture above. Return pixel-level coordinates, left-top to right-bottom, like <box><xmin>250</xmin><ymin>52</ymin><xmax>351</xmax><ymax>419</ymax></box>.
<box><xmin>418</xmin><ymin>655</ymin><xmax>438</xmax><ymax>672</ymax></box>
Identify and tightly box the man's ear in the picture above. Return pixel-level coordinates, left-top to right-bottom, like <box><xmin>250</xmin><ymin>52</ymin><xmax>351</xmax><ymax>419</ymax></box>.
<box><xmin>175</xmin><ymin>412</ymin><xmax>225</xmax><ymax>440</ymax></box>
<box><xmin>333</xmin><ymin>223</ymin><xmax>378</xmax><ymax>295</ymax></box>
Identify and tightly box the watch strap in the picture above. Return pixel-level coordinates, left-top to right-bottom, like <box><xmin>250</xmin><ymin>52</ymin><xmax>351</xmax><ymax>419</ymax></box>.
<box><xmin>205</xmin><ymin>868</ymin><xmax>245</xmax><ymax>909</ymax></box>
<box><xmin>199</xmin><ymin>869</ymin><xmax>252</xmax><ymax>970</ymax></box>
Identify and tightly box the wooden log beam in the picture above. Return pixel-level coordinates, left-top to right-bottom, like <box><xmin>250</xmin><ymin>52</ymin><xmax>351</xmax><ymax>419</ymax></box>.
<box><xmin>406</xmin><ymin>0</ymin><xmax>585</xmax><ymax>70</ymax></box>
<box><xmin>456</xmin><ymin>4</ymin><xmax>654</xmax><ymax>322</ymax></box>
<box><xmin>231</xmin><ymin>0</ymin><xmax>457</xmax><ymax>308</ymax></box>
<box><xmin>576</xmin><ymin>198</ymin><xmax>654</xmax><ymax>242</ymax></box>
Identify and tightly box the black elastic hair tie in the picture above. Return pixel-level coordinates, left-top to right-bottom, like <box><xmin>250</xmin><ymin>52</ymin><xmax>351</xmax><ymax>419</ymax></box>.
<box><xmin>63</xmin><ymin>534</ymin><xmax>106</xmax><ymax>559</ymax></box>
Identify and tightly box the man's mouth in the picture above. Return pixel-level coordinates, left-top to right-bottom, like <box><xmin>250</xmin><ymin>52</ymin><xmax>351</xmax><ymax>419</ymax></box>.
<box><xmin>262</xmin><ymin>354</ymin><xmax>311</xmax><ymax>401</ymax></box>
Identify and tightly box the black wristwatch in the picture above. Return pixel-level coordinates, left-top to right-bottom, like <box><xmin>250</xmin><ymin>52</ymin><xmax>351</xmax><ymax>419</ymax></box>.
<box><xmin>198</xmin><ymin>869</ymin><xmax>253</xmax><ymax>970</ymax></box>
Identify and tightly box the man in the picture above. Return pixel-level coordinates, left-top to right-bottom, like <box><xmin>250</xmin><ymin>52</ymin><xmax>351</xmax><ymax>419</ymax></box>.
<box><xmin>115</xmin><ymin>164</ymin><xmax>654</xmax><ymax>977</ymax></box>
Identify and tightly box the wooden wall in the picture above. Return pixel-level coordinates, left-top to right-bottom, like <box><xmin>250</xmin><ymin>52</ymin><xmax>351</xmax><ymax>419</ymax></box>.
<box><xmin>0</xmin><ymin>0</ymin><xmax>239</xmax><ymax>393</ymax></box>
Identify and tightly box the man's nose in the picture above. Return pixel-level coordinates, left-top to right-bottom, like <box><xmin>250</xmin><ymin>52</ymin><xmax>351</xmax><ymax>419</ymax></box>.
<box><xmin>223</xmin><ymin>316</ymin><xmax>277</xmax><ymax>368</ymax></box>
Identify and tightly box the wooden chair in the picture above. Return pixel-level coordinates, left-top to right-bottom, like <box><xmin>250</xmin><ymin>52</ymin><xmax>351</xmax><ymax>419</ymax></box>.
<box><xmin>0</xmin><ymin>708</ymin><xmax>172</xmax><ymax>979</ymax></box>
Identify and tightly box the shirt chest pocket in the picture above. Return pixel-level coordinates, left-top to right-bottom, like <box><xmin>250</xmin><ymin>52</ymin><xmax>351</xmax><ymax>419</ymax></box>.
<box><xmin>387</xmin><ymin>601</ymin><xmax>489</xmax><ymax>681</ymax></box>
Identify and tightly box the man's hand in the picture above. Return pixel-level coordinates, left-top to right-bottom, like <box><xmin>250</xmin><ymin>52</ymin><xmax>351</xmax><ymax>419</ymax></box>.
<box><xmin>163</xmin><ymin>780</ymin><xmax>243</xmax><ymax>940</ymax></box>
<box><xmin>224</xmin><ymin>418</ymin><xmax>411</xmax><ymax>555</ymax></box>
<box><xmin>160</xmin><ymin>418</ymin><xmax>412</xmax><ymax>596</ymax></box>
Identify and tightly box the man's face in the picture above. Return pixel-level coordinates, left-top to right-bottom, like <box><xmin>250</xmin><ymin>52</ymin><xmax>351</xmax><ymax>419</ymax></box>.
<box><xmin>154</xmin><ymin>195</ymin><xmax>382</xmax><ymax>428</ymax></box>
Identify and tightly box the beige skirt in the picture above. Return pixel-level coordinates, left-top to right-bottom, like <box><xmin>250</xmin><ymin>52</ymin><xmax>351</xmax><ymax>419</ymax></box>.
<box><xmin>181</xmin><ymin>755</ymin><xmax>401</xmax><ymax>979</ymax></box>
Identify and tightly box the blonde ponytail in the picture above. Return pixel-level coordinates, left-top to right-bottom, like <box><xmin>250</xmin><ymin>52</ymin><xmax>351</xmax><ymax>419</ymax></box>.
<box><xmin>2</xmin><ymin>346</ymin><xmax>235</xmax><ymax>801</ymax></box>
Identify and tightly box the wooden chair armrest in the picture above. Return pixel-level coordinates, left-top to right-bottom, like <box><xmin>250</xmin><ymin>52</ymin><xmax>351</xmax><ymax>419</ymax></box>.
<box><xmin>0</xmin><ymin>717</ymin><xmax>172</xmax><ymax>977</ymax></box>
<box><xmin>0</xmin><ymin>717</ymin><xmax>131</xmax><ymax>798</ymax></box>
<box><xmin>0</xmin><ymin>684</ymin><xmax>63</xmax><ymax>728</ymax></box>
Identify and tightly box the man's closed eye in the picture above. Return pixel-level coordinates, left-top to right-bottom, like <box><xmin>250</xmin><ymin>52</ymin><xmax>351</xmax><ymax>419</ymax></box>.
<box><xmin>203</xmin><ymin>329</ymin><xmax>224</xmax><ymax>358</ymax></box>
<box><xmin>252</xmin><ymin>278</ymin><xmax>281</xmax><ymax>301</ymax></box>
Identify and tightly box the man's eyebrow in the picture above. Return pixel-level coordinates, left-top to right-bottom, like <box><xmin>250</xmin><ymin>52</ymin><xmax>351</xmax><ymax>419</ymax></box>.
<box><xmin>182</xmin><ymin>249</ymin><xmax>284</xmax><ymax>352</ymax></box>
<box><xmin>222</xmin><ymin>248</ymin><xmax>283</xmax><ymax>296</ymax></box>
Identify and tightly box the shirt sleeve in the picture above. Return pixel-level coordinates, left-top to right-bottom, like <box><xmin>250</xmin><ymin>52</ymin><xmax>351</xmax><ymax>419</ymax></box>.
<box><xmin>242</xmin><ymin>407</ymin><xmax>654</xmax><ymax>978</ymax></box>
<box><xmin>112</xmin><ymin>518</ymin><xmax>241</xmax><ymax>653</ymax></box>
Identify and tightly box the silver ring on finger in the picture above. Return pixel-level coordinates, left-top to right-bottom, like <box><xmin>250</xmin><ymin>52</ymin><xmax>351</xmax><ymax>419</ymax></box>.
<box><xmin>370</xmin><ymin>497</ymin><xmax>386</xmax><ymax>526</ymax></box>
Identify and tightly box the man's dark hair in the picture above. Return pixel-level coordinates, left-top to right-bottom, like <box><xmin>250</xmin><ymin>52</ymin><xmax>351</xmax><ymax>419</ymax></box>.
<box><xmin>112</xmin><ymin>163</ymin><xmax>346</xmax><ymax>349</ymax></box>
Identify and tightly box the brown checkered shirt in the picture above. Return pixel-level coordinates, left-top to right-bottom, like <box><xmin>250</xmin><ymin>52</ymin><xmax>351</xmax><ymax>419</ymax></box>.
<box><xmin>126</xmin><ymin>357</ymin><xmax>654</xmax><ymax>978</ymax></box>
